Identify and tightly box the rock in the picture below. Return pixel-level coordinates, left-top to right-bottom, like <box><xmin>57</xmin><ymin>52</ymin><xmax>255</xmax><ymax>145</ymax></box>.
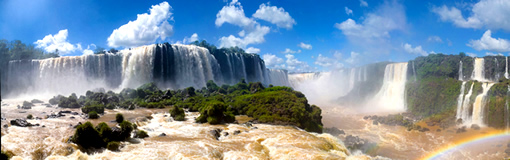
<box><xmin>343</xmin><ymin>135</ymin><xmax>377</xmax><ymax>153</ymax></box>
<box><xmin>372</xmin><ymin>120</ymin><xmax>379</xmax><ymax>125</ymax></box>
<box><xmin>71</xmin><ymin>112</ymin><xmax>79</xmax><ymax>115</ymax></box>
<box><xmin>363</xmin><ymin>116</ymin><xmax>370</xmax><ymax>120</ymax></box>
<box><xmin>35</xmin><ymin>124</ymin><xmax>40</xmax><ymax>126</ymax></box>
<box><xmin>436</xmin><ymin>129</ymin><xmax>441</xmax><ymax>132</ymax></box>
<box><xmin>223</xmin><ymin>132</ymin><xmax>229</xmax><ymax>137</ymax></box>
<box><xmin>210</xmin><ymin>129</ymin><xmax>222</xmax><ymax>140</ymax></box>
<box><xmin>73</xmin><ymin>122</ymin><xmax>82</xmax><ymax>128</ymax></box>
<box><xmin>18</xmin><ymin>110</ymin><xmax>27</xmax><ymax>113</ymax></box>
<box><xmin>426</xmin><ymin>122</ymin><xmax>435</xmax><ymax>127</ymax></box>
<box><xmin>251</xmin><ymin>127</ymin><xmax>258</xmax><ymax>130</ymax></box>
<box><xmin>470</xmin><ymin>124</ymin><xmax>481</xmax><ymax>130</ymax></box>
<box><xmin>164</xmin><ymin>115</ymin><xmax>168</xmax><ymax>117</ymax></box>
<box><xmin>243</xmin><ymin>122</ymin><xmax>253</xmax><ymax>127</ymax></box>
<box><xmin>35</xmin><ymin>117</ymin><xmax>42</xmax><ymax>120</ymax></box>
<box><xmin>111</xmin><ymin>126</ymin><xmax>122</xmax><ymax>136</ymax></box>
<box><xmin>323</xmin><ymin>127</ymin><xmax>345</xmax><ymax>135</ymax></box>
<box><xmin>134</xmin><ymin>130</ymin><xmax>149</xmax><ymax>139</ymax></box>
<box><xmin>31</xmin><ymin>99</ymin><xmax>44</xmax><ymax>103</ymax></box>
<box><xmin>59</xmin><ymin>110</ymin><xmax>72</xmax><ymax>114</ymax></box>
<box><xmin>233</xmin><ymin>130</ymin><xmax>241</xmax><ymax>135</ymax></box>
<box><xmin>507</xmin><ymin>143</ymin><xmax>510</xmax><ymax>147</ymax></box>
<box><xmin>505</xmin><ymin>148</ymin><xmax>510</xmax><ymax>156</ymax></box>
<box><xmin>159</xmin><ymin>133</ymin><xmax>166</xmax><ymax>137</ymax></box>
<box><xmin>10</xmin><ymin>119</ymin><xmax>34</xmax><ymax>127</ymax></box>
<box><xmin>3</xmin><ymin>124</ymin><xmax>8</xmax><ymax>128</ymax></box>
<box><xmin>46</xmin><ymin>104</ymin><xmax>52</xmax><ymax>108</ymax></box>
<box><xmin>70</xmin><ymin>116</ymin><xmax>75</xmax><ymax>119</ymax></box>
<box><xmin>21</xmin><ymin>101</ymin><xmax>34</xmax><ymax>109</ymax></box>
<box><xmin>419</xmin><ymin>127</ymin><xmax>430</xmax><ymax>132</ymax></box>
<box><xmin>42</xmin><ymin>125</ymin><xmax>45</xmax><ymax>128</ymax></box>
<box><xmin>456</xmin><ymin>126</ymin><xmax>467</xmax><ymax>133</ymax></box>
<box><xmin>46</xmin><ymin>112</ymin><xmax>65</xmax><ymax>119</ymax></box>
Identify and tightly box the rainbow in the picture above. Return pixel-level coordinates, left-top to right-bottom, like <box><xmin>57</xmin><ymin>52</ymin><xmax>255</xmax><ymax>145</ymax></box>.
<box><xmin>422</xmin><ymin>130</ymin><xmax>510</xmax><ymax>160</ymax></box>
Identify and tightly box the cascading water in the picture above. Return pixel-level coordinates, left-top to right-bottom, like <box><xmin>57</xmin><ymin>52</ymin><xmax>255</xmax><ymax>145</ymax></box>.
<box><xmin>471</xmin><ymin>58</ymin><xmax>487</xmax><ymax>82</ymax></box>
<box><xmin>459</xmin><ymin>61</ymin><xmax>463</xmax><ymax>81</ymax></box>
<box><xmin>266</xmin><ymin>69</ymin><xmax>290</xmax><ymax>87</ymax></box>
<box><xmin>4</xmin><ymin>44</ymin><xmax>288</xmax><ymax>98</ymax></box>
<box><xmin>371</xmin><ymin>62</ymin><xmax>408</xmax><ymax>111</ymax></box>
<box><xmin>456</xmin><ymin>82</ymin><xmax>467</xmax><ymax>118</ymax></box>
<box><xmin>494</xmin><ymin>58</ymin><xmax>500</xmax><ymax>81</ymax></box>
<box><xmin>458</xmin><ymin>83</ymin><xmax>474</xmax><ymax>123</ymax></box>
<box><xmin>505</xmin><ymin>57</ymin><xmax>509</xmax><ymax>79</ymax></box>
<box><xmin>348</xmin><ymin>68</ymin><xmax>356</xmax><ymax>92</ymax></box>
<box><xmin>412</xmin><ymin>61</ymin><xmax>417</xmax><ymax>81</ymax></box>
<box><xmin>506</xmin><ymin>85</ymin><xmax>510</xmax><ymax>132</ymax></box>
<box><xmin>470</xmin><ymin>83</ymin><xmax>495</xmax><ymax>126</ymax></box>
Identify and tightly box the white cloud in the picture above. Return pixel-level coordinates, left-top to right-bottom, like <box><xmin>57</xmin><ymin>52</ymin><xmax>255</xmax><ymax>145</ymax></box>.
<box><xmin>285</xmin><ymin>54</ymin><xmax>311</xmax><ymax>72</ymax></box>
<box><xmin>216</xmin><ymin>1</ymin><xmax>272</xmax><ymax>49</ymax></box>
<box><xmin>82</xmin><ymin>44</ymin><xmax>96</xmax><ymax>55</ymax></box>
<box><xmin>335</xmin><ymin>1</ymin><xmax>406</xmax><ymax>41</ymax></box>
<box><xmin>403</xmin><ymin>43</ymin><xmax>429</xmax><ymax>56</ymax></box>
<box><xmin>485</xmin><ymin>52</ymin><xmax>504</xmax><ymax>56</ymax></box>
<box><xmin>176</xmin><ymin>33</ymin><xmax>199</xmax><ymax>45</ymax></box>
<box><xmin>432</xmin><ymin>0</ymin><xmax>510</xmax><ymax>31</ymax></box>
<box><xmin>252</xmin><ymin>3</ymin><xmax>296</xmax><ymax>29</ymax></box>
<box><xmin>345</xmin><ymin>52</ymin><xmax>360</xmax><ymax>64</ymax></box>
<box><xmin>468</xmin><ymin>30</ymin><xmax>510</xmax><ymax>52</ymax></box>
<box><xmin>345</xmin><ymin>7</ymin><xmax>353</xmax><ymax>15</ymax></box>
<box><xmin>360</xmin><ymin>0</ymin><xmax>368</xmax><ymax>7</ymax></box>
<box><xmin>245</xmin><ymin>47</ymin><xmax>260</xmax><ymax>53</ymax></box>
<box><xmin>427</xmin><ymin>36</ymin><xmax>443</xmax><ymax>43</ymax></box>
<box><xmin>107</xmin><ymin>2</ymin><xmax>174</xmax><ymax>48</ymax></box>
<box><xmin>215</xmin><ymin>1</ymin><xmax>256</xmax><ymax>28</ymax></box>
<box><xmin>281</xmin><ymin>48</ymin><xmax>301</xmax><ymax>54</ymax></box>
<box><xmin>466</xmin><ymin>52</ymin><xmax>477</xmax><ymax>57</ymax></box>
<box><xmin>298</xmin><ymin>42</ymin><xmax>312</xmax><ymax>50</ymax></box>
<box><xmin>315</xmin><ymin>54</ymin><xmax>344</xmax><ymax>69</ymax></box>
<box><xmin>34</xmin><ymin>29</ymin><xmax>80</xmax><ymax>54</ymax></box>
<box><xmin>263</xmin><ymin>53</ymin><xmax>284</xmax><ymax>68</ymax></box>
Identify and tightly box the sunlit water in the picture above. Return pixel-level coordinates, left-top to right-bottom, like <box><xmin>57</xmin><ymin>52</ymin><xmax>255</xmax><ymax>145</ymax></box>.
<box><xmin>1</xmin><ymin>99</ymin><xmax>386</xmax><ymax>160</ymax></box>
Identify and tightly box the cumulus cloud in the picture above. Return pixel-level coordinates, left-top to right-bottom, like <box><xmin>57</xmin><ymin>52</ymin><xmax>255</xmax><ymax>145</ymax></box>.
<box><xmin>107</xmin><ymin>2</ymin><xmax>174</xmax><ymax>48</ymax></box>
<box><xmin>466</xmin><ymin>52</ymin><xmax>477</xmax><ymax>57</ymax></box>
<box><xmin>485</xmin><ymin>52</ymin><xmax>504</xmax><ymax>56</ymax></box>
<box><xmin>285</xmin><ymin>54</ymin><xmax>311</xmax><ymax>72</ymax></box>
<box><xmin>345</xmin><ymin>52</ymin><xmax>360</xmax><ymax>64</ymax></box>
<box><xmin>360</xmin><ymin>0</ymin><xmax>368</xmax><ymax>7</ymax></box>
<box><xmin>34</xmin><ymin>29</ymin><xmax>80</xmax><ymax>54</ymax></box>
<box><xmin>281</xmin><ymin>48</ymin><xmax>301</xmax><ymax>54</ymax></box>
<box><xmin>216</xmin><ymin>1</ymin><xmax>273</xmax><ymax>49</ymax></box>
<box><xmin>82</xmin><ymin>44</ymin><xmax>96</xmax><ymax>55</ymax></box>
<box><xmin>335</xmin><ymin>1</ymin><xmax>406</xmax><ymax>42</ymax></box>
<box><xmin>428</xmin><ymin>36</ymin><xmax>443</xmax><ymax>43</ymax></box>
<box><xmin>468</xmin><ymin>30</ymin><xmax>510</xmax><ymax>52</ymax></box>
<box><xmin>314</xmin><ymin>54</ymin><xmax>344</xmax><ymax>69</ymax></box>
<box><xmin>402</xmin><ymin>43</ymin><xmax>428</xmax><ymax>56</ymax></box>
<box><xmin>263</xmin><ymin>53</ymin><xmax>284</xmax><ymax>68</ymax></box>
<box><xmin>176</xmin><ymin>33</ymin><xmax>199</xmax><ymax>45</ymax></box>
<box><xmin>245</xmin><ymin>47</ymin><xmax>260</xmax><ymax>53</ymax></box>
<box><xmin>298</xmin><ymin>42</ymin><xmax>312</xmax><ymax>50</ymax></box>
<box><xmin>432</xmin><ymin>0</ymin><xmax>510</xmax><ymax>31</ymax></box>
<box><xmin>345</xmin><ymin>7</ymin><xmax>353</xmax><ymax>15</ymax></box>
<box><xmin>252</xmin><ymin>3</ymin><xmax>296</xmax><ymax>29</ymax></box>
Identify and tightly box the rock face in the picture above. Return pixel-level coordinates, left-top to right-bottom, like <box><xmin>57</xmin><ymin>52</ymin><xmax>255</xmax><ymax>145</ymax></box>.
<box><xmin>323</xmin><ymin>127</ymin><xmax>345</xmax><ymax>135</ymax></box>
<box><xmin>470</xmin><ymin>124</ymin><xmax>481</xmax><ymax>130</ymax></box>
<box><xmin>343</xmin><ymin>135</ymin><xmax>377</xmax><ymax>153</ymax></box>
<box><xmin>210</xmin><ymin>129</ymin><xmax>222</xmax><ymax>140</ymax></box>
<box><xmin>10</xmin><ymin>119</ymin><xmax>34</xmax><ymax>127</ymax></box>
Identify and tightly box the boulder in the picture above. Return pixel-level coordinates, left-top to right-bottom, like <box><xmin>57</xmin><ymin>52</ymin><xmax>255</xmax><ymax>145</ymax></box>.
<box><xmin>233</xmin><ymin>130</ymin><xmax>241</xmax><ymax>135</ymax></box>
<box><xmin>31</xmin><ymin>99</ymin><xmax>44</xmax><ymax>103</ymax></box>
<box><xmin>210</xmin><ymin>128</ymin><xmax>222</xmax><ymax>140</ymax></box>
<box><xmin>10</xmin><ymin>119</ymin><xmax>34</xmax><ymax>127</ymax></box>
<box><xmin>456</xmin><ymin>126</ymin><xmax>467</xmax><ymax>133</ymax></box>
<box><xmin>159</xmin><ymin>133</ymin><xmax>167</xmax><ymax>137</ymax></box>
<box><xmin>470</xmin><ymin>124</ymin><xmax>481</xmax><ymax>130</ymax></box>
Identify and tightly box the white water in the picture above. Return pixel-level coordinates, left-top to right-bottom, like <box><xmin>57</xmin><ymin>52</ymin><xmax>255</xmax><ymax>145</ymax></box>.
<box><xmin>412</xmin><ymin>61</ymin><xmax>417</xmax><ymax>81</ymax></box>
<box><xmin>470</xmin><ymin>83</ymin><xmax>495</xmax><ymax>126</ymax></box>
<box><xmin>370</xmin><ymin>62</ymin><xmax>408</xmax><ymax>112</ymax></box>
<box><xmin>4</xmin><ymin>44</ymin><xmax>289</xmax><ymax>98</ymax></box>
<box><xmin>507</xmin><ymin>85</ymin><xmax>510</xmax><ymax>132</ymax></box>
<box><xmin>348</xmin><ymin>68</ymin><xmax>356</xmax><ymax>93</ymax></box>
<box><xmin>267</xmin><ymin>69</ymin><xmax>290</xmax><ymax>87</ymax></box>
<box><xmin>505</xmin><ymin>57</ymin><xmax>509</xmax><ymax>79</ymax></box>
<box><xmin>459</xmin><ymin>61</ymin><xmax>463</xmax><ymax>81</ymax></box>
<box><xmin>458</xmin><ymin>83</ymin><xmax>475</xmax><ymax>123</ymax></box>
<box><xmin>471</xmin><ymin>58</ymin><xmax>488</xmax><ymax>82</ymax></box>
<box><xmin>456</xmin><ymin>82</ymin><xmax>467</xmax><ymax>119</ymax></box>
<box><xmin>494</xmin><ymin>58</ymin><xmax>500</xmax><ymax>81</ymax></box>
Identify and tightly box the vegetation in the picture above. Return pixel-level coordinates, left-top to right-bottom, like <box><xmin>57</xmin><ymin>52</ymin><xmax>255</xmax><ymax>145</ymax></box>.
<box><xmin>71</xmin><ymin>121</ymin><xmax>134</xmax><ymax>151</ymax></box>
<box><xmin>169</xmin><ymin>106</ymin><xmax>185</xmax><ymax>121</ymax></box>
<box><xmin>27</xmin><ymin>114</ymin><xmax>33</xmax><ymax>119</ymax></box>
<box><xmin>134</xmin><ymin>130</ymin><xmax>149</xmax><ymax>139</ymax></box>
<box><xmin>116</xmin><ymin>113</ymin><xmax>124</xmax><ymax>123</ymax></box>
<box><xmin>88</xmin><ymin>111</ymin><xmax>99</xmax><ymax>119</ymax></box>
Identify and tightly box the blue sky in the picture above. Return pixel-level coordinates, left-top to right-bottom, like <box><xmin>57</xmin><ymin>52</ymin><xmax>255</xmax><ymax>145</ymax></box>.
<box><xmin>1</xmin><ymin>0</ymin><xmax>510</xmax><ymax>72</ymax></box>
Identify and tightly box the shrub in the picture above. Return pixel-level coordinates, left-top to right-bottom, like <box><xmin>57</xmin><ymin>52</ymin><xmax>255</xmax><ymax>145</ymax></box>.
<box><xmin>96</xmin><ymin>122</ymin><xmax>112</xmax><ymax>142</ymax></box>
<box><xmin>105</xmin><ymin>103</ymin><xmax>116</xmax><ymax>110</ymax></box>
<box><xmin>196</xmin><ymin>101</ymin><xmax>235</xmax><ymax>124</ymax></box>
<box><xmin>115</xmin><ymin>113</ymin><xmax>124</xmax><ymax>123</ymax></box>
<box><xmin>119</xmin><ymin>121</ymin><xmax>133</xmax><ymax>140</ymax></box>
<box><xmin>82</xmin><ymin>104</ymin><xmax>105</xmax><ymax>114</ymax></box>
<box><xmin>71</xmin><ymin>122</ymin><xmax>104</xmax><ymax>148</ymax></box>
<box><xmin>27</xmin><ymin>114</ymin><xmax>33</xmax><ymax>119</ymax></box>
<box><xmin>31</xmin><ymin>99</ymin><xmax>44</xmax><ymax>103</ymax></box>
<box><xmin>134</xmin><ymin>130</ymin><xmax>149</xmax><ymax>138</ymax></box>
<box><xmin>88</xmin><ymin>111</ymin><xmax>99</xmax><ymax>119</ymax></box>
<box><xmin>170</xmin><ymin>106</ymin><xmax>185</xmax><ymax>121</ymax></box>
<box><xmin>106</xmin><ymin>141</ymin><xmax>120</xmax><ymax>151</ymax></box>
<box><xmin>58</xmin><ymin>96</ymin><xmax>81</xmax><ymax>108</ymax></box>
<box><xmin>49</xmin><ymin>95</ymin><xmax>65</xmax><ymax>105</ymax></box>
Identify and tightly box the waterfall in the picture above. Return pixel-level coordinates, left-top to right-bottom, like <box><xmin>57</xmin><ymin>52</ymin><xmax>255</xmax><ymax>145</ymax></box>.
<box><xmin>494</xmin><ymin>58</ymin><xmax>500</xmax><ymax>81</ymax></box>
<box><xmin>470</xmin><ymin>83</ymin><xmax>495</xmax><ymax>126</ymax></box>
<box><xmin>456</xmin><ymin>82</ymin><xmax>467</xmax><ymax>118</ymax></box>
<box><xmin>458</xmin><ymin>82</ymin><xmax>474</xmax><ymax>123</ymax></box>
<box><xmin>4</xmin><ymin>44</ymin><xmax>285</xmax><ymax>97</ymax></box>
<box><xmin>371</xmin><ymin>62</ymin><xmax>408</xmax><ymax>111</ymax></box>
<box><xmin>459</xmin><ymin>61</ymin><xmax>463</xmax><ymax>81</ymax></box>
<box><xmin>505</xmin><ymin>57</ymin><xmax>509</xmax><ymax>79</ymax></box>
<box><xmin>267</xmin><ymin>69</ymin><xmax>290</xmax><ymax>87</ymax></box>
<box><xmin>363</xmin><ymin>67</ymin><xmax>367</xmax><ymax>81</ymax></box>
<box><xmin>348</xmin><ymin>68</ymin><xmax>356</xmax><ymax>92</ymax></box>
<box><xmin>471</xmin><ymin>58</ymin><xmax>487</xmax><ymax>82</ymax></box>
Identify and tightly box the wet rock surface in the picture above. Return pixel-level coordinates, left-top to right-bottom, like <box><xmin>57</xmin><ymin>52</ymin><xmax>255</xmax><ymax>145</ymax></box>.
<box><xmin>210</xmin><ymin>128</ymin><xmax>222</xmax><ymax>140</ymax></box>
<box><xmin>10</xmin><ymin>119</ymin><xmax>34</xmax><ymax>127</ymax></box>
<box><xmin>343</xmin><ymin>135</ymin><xmax>377</xmax><ymax>154</ymax></box>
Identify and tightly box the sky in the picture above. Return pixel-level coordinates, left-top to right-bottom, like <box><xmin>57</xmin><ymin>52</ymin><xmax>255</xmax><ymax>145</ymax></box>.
<box><xmin>1</xmin><ymin>0</ymin><xmax>510</xmax><ymax>72</ymax></box>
